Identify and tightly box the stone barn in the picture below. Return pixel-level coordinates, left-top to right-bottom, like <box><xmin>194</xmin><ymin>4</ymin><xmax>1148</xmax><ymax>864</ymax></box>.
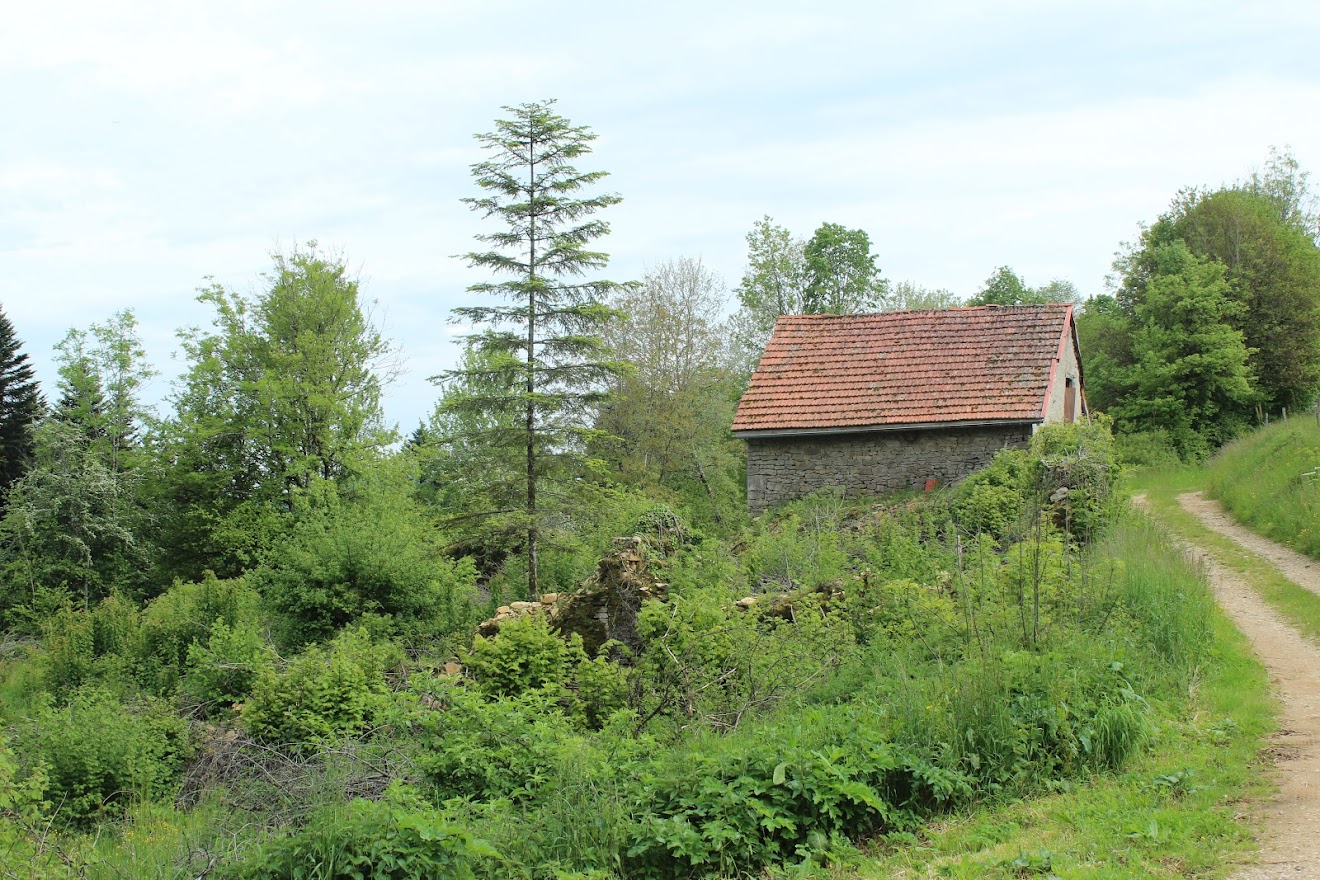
<box><xmin>732</xmin><ymin>304</ymin><xmax>1086</xmax><ymax>513</ymax></box>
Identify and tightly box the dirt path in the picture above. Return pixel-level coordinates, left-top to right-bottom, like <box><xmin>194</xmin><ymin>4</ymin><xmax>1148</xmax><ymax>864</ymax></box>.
<box><xmin>1175</xmin><ymin>492</ymin><xmax>1320</xmax><ymax>879</ymax></box>
<box><xmin>1181</xmin><ymin>494</ymin><xmax>1320</xmax><ymax>598</ymax></box>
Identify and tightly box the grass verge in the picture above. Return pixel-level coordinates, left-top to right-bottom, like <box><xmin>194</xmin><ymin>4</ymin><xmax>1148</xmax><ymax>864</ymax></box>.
<box><xmin>831</xmin><ymin>505</ymin><xmax>1274</xmax><ymax>879</ymax></box>
<box><xmin>1207</xmin><ymin>418</ymin><xmax>1320</xmax><ymax>559</ymax></box>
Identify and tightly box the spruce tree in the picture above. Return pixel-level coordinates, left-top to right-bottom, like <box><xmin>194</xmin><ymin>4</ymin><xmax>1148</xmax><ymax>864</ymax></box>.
<box><xmin>0</xmin><ymin>305</ymin><xmax>40</xmax><ymax>496</ymax></box>
<box><xmin>438</xmin><ymin>100</ymin><xmax>626</xmax><ymax>597</ymax></box>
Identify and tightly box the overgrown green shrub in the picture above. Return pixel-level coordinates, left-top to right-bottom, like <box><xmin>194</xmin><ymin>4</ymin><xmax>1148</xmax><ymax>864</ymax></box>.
<box><xmin>38</xmin><ymin>604</ymin><xmax>96</xmax><ymax>695</ymax></box>
<box><xmin>952</xmin><ymin>448</ymin><xmax>1032</xmax><ymax>540</ymax></box>
<box><xmin>183</xmin><ymin>619</ymin><xmax>277</xmax><ymax>715</ymax></box>
<box><xmin>395</xmin><ymin>678</ymin><xmax>583</xmax><ymax>803</ymax></box>
<box><xmin>463</xmin><ymin>615</ymin><xmax>629</xmax><ymax>729</ymax></box>
<box><xmin>36</xmin><ymin>575</ymin><xmax>262</xmax><ymax>698</ymax></box>
<box><xmin>1029</xmin><ymin>418</ymin><xmax>1122</xmax><ymax>543</ymax></box>
<box><xmin>253</xmin><ymin>475</ymin><xmax>481</xmax><ymax>648</ymax></box>
<box><xmin>842</xmin><ymin>573</ymin><xmax>961</xmax><ymax>647</ymax></box>
<box><xmin>242</xmin><ymin>627</ymin><xmax>401</xmax><ymax>744</ymax></box>
<box><xmin>38</xmin><ymin>598</ymin><xmax>141</xmax><ymax>697</ymax></box>
<box><xmin>1115</xmin><ymin>429</ymin><xmax>1183</xmax><ymax>468</ymax></box>
<box><xmin>953</xmin><ymin>420</ymin><xmax>1120</xmax><ymax>545</ymax></box>
<box><xmin>624</xmin><ymin>705</ymin><xmax>969</xmax><ymax>878</ymax></box>
<box><xmin>138</xmin><ymin>572</ymin><xmax>259</xmax><ymax>680</ymax></box>
<box><xmin>217</xmin><ymin>793</ymin><xmax>498</xmax><ymax>880</ymax></box>
<box><xmin>465</xmin><ymin>615</ymin><xmax>576</xmax><ymax>697</ymax></box>
<box><xmin>0</xmin><ymin>739</ymin><xmax>76</xmax><ymax>876</ymax></box>
<box><xmin>461</xmin><ymin>715</ymin><xmax>649</xmax><ymax>879</ymax></box>
<box><xmin>20</xmin><ymin>686</ymin><xmax>192</xmax><ymax>827</ymax></box>
<box><xmin>633</xmin><ymin>590</ymin><xmax>856</xmax><ymax>731</ymax></box>
<box><xmin>745</xmin><ymin>490</ymin><xmax>852</xmax><ymax>590</ymax></box>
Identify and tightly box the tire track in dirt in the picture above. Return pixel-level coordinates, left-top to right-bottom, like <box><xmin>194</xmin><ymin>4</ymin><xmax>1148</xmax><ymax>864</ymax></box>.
<box><xmin>1175</xmin><ymin>492</ymin><xmax>1320</xmax><ymax>879</ymax></box>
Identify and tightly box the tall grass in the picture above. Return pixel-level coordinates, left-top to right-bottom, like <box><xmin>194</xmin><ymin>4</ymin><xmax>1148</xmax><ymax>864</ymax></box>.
<box><xmin>1208</xmin><ymin>416</ymin><xmax>1320</xmax><ymax>558</ymax></box>
<box><xmin>1100</xmin><ymin>515</ymin><xmax>1215</xmax><ymax>682</ymax></box>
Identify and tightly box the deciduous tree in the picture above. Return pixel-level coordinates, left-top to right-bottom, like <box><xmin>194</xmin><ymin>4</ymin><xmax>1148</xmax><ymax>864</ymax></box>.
<box><xmin>969</xmin><ymin>267</ymin><xmax>1081</xmax><ymax>306</ymax></box>
<box><xmin>155</xmin><ymin>244</ymin><xmax>396</xmax><ymax>580</ymax></box>
<box><xmin>1246</xmin><ymin>145</ymin><xmax>1319</xmax><ymax>239</ymax></box>
<box><xmin>1115</xmin><ymin>243</ymin><xmax>1257</xmax><ymax>458</ymax></box>
<box><xmin>1169</xmin><ymin>189</ymin><xmax>1320</xmax><ymax>413</ymax></box>
<box><xmin>887</xmin><ymin>281</ymin><xmax>962</xmax><ymax>311</ymax></box>
<box><xmin>597</xmin><ymin>257</ymin><xmax>742</xmax><ymax>522</ymax></box>
<box><xmin>803</xmin><ymin>222</ymin><xmax>887</xmax><ymax>314</ymax></box>
<box><xmin>732</xmin><ymin>217</ymin><xmax>889</xmax><ymax>367</ymax></box>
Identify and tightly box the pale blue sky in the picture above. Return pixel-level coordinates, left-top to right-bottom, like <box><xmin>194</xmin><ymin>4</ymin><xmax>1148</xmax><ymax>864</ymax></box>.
<box><xmin>3</xmin><ymin>0</ymin><xmax>1318</xmax><ymax>431</ymax></box>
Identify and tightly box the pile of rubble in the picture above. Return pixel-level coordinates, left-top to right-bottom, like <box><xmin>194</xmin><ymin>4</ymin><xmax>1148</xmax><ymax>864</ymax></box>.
<box><xmin>474</xmin><ymin>536</ymin><xmax>668</xmax><ymax>658</ymax></box>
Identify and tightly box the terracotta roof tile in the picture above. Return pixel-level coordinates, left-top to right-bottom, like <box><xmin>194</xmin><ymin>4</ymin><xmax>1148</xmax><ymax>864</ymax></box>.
<box><xmin>732</xmin><ymin>305</ymin><xmax>1074</xmax><ymax>434</ymax></box>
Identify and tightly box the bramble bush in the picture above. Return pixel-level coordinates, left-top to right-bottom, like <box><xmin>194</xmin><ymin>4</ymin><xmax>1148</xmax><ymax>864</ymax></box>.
<box><xmin>841</xmin><ymin>573</ymin><xmax>961</xmax><ymax>648</ymax></box>
<box><xmin>465</xmin><ymin>615</ymin><xmax>578</xmax><ymax>697</ymax></box>
<box><xmin>0</xmin><ymin>739</ymin><xmax>72</xmax><ymax>876</ymax></box>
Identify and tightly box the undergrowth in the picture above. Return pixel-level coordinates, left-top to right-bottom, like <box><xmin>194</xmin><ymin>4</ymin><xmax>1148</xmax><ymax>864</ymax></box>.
<box><xmin>0</xmin><ymin>422</ymin><xmax>1271</xmax><ymax>878</ymax></box>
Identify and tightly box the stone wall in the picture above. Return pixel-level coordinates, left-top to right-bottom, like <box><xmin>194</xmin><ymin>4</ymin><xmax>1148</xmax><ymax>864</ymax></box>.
<box><xmin>746</xmin><ymin>423</ymin><xmax>1034</xmax><ymax>513</ymax></box>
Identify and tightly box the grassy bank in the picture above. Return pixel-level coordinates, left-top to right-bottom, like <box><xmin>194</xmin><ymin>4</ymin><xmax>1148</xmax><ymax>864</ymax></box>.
<box><xmin>1207</xmin><ymin>417</ymin><xmax>1320</xmax><ymax>559</ymax></box>
<box><xmin>841</xmin><ymin>512</ymin><xmax>1274</xmax><ymax>879</ymax></box>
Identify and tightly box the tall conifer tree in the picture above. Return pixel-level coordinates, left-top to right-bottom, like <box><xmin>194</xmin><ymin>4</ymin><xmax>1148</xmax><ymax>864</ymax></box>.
<box><xmin>439</xmin><ymin>100</ymin><xmax>626</xmax><ymax>597</ymax></box>
<box><xmin>0</xmin><ymin>305</ymin><xmax>40</xmax><ymax>496</ymax></box>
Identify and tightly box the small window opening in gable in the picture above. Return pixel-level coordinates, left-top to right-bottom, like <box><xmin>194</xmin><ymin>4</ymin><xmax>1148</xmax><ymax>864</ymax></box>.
<box><xmin>1064</xmin><ymin>377</ymin><xmax>1076</xmax><ymax>423</ymax></box>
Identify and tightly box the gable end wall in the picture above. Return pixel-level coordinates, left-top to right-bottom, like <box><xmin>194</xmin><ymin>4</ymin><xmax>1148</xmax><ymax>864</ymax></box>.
<box><xmin>1043</xmin><ymin>327</ymin><xmax>1083</xmax><ymax>423</ymax></box>
<box><xmin>746</xmin><ymin>424</ymin><xmax>1034</xmax><ymax>514</ymax></box>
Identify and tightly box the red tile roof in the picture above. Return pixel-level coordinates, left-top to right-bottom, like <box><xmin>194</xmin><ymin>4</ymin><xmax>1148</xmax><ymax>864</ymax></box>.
<box><xmin>732</xmin><ymin>304</ymin><xmax>1076</xmax><ymax>435</ymax></box>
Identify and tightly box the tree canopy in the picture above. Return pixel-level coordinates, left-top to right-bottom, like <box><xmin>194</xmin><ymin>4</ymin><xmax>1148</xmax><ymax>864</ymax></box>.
<box><xmin>1112</xmin><ymin>243</ymin><xmax>1257</xmax><ymax>458</ymax></box>
<box><xmin>732</xmin><ymin>216</ymin><xmax>888</xmax><ymax>367</ymax></box>
<box><xmin>154</xmin><ymin>245</ymin><xmax>396</xmax><ymax>579</ymax></box>
<box><xmin>596</xmin><ymin>257</ymin><xmax>742</xmax><ymax>525</ymax></box>
<box><xmin>968</xmin><ymin>266</ymin><xmax>1081</xmax><ymax>306</ymax></box>
<box><xmin>1081</xmin><ymin>147</ymin><xmax>1320</xmax><ymax>456</ymax></box>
